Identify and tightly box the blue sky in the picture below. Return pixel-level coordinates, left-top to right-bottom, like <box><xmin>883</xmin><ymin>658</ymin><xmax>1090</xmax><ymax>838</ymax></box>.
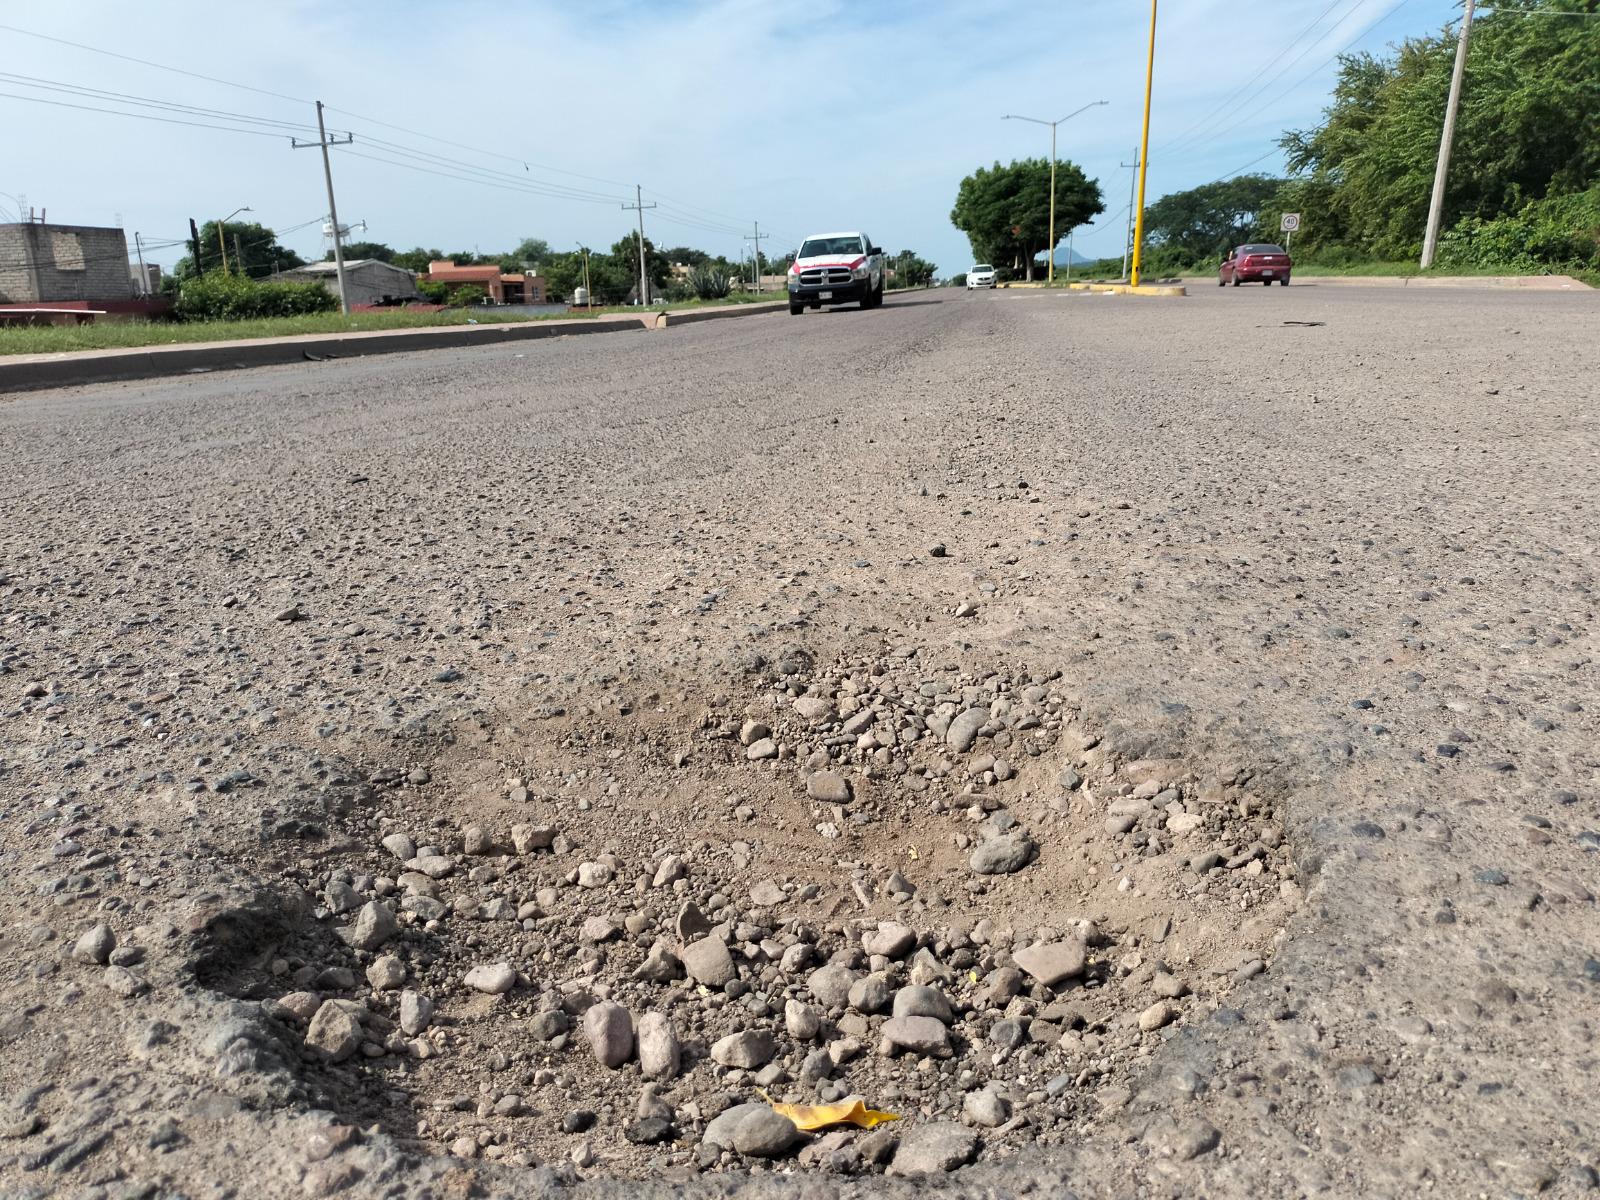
<box><xmin>2</xmin><ymin>0</ymin><xmax>1460</xmax><ymax>275</ymax></box>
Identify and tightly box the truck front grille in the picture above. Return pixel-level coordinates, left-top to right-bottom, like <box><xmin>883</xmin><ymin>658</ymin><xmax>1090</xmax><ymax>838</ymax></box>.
<box><xmin>798</xmin><ymin>267</ymin><xmax>853</xmax><ymax>287</ymax></box>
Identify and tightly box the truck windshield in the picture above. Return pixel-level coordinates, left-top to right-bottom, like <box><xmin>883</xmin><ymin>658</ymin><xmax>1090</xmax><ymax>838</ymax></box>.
<box><xmin>800</xmin><ymin>236</ymin><xmax>865</xmax><ymax>257</ymax></box>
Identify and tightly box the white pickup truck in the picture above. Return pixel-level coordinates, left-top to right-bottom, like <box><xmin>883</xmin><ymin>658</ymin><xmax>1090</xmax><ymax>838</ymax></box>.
<box><xmin>786</xmin><ymin>231</ymin><xmax>886</xmax><ymax>314</ymax></box>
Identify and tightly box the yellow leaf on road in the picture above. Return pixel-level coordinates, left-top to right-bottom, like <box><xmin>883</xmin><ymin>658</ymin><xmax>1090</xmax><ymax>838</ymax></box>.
<box><xmin>758</xmin><ymin>1093</ymin><xmax>900</xmax><ymax>1132</ymax></box>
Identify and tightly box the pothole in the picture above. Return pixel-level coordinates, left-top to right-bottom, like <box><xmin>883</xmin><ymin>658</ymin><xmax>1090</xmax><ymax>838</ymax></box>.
<box><xmin>204</xmin><ymin>649</ymin><xmax>1299</xmax><ymax>1179</ymax></box>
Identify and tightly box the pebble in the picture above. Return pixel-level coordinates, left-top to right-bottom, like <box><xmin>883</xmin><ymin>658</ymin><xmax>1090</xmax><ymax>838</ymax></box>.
<box><xmin>806</xmin><ymin>771</ymin><xmax>852</xmax><ymax>803</ymax></box>
<box><xmin>969</xmin><ymin>830</ymin><xmax>1036</xmax><ymax>875</ymax></box>
<box><xmin>889</xmin><ymin>1122</ymin><xmax>979</xmax><ymax>1175</ymax></box>
<box><xmin>732</xmin><ymin>1107</ymin><xmax>802</xmax><ymax>1158</ymax></box>
<box><xmin>946</xmin><ymin>708</ymin><xmax>989</xmax><ymax>753</ymax></box>
<box><xmin>963</xmin><ymin>1087</ymin><xmax>1011</xmax><ymax>1128</ymax></box>
<box><xmin>73</xmin><ymin>923</ymin><xmax>116</xmax><ymax>965</ymax></box>
<box><xmin>863</xmin><ymin>922</ymin><xmax>916</xmax><ymax>958</ymax></box>
<box><xmin>637</xmin><ymin>1012</ymin><xmax>681</xmax><ymax>1080</ymax></box>
<box><xmin>1012</xmin><ymin>939</ymin><xmax>1086</xmax><ymax>987</ymax></box>
<box><xmin>892</xmin><ymin>985</ymin><xmax>954</xmax><ymax>1024</ymax></box>
<box><xmin>786</xmin><ymin>999</ymin><xmax>822</xmax><ymax>1040</ymax></box>
<box><xmin>1139</xmin><ymin>1001</ymin><xmax>1178</xmax><ymax>1032</ymax></box>
<box><xmin>808</xmin><ymin>964</ymin><xmax>858</xmax><ymax>1009</ymax></box>
<box><xmin>305</xmin><ymin>1001</ymin><xmax>363</xmax><ymax>1062</ymax></box>
<box><xmin>711</xmin><ymin>1029</ymin><xmax>776</xmax><ymax>1069</ymax></box>
<box><xmin>340</xmin><ymin>901</ymin><xmax>399</xmax><ymax>952</ymax></box>
<box><xmin>681</xmin><ymin>936</ymin><xmax>737</xmax><ymax>988</ymax></box>
<box><xmin>463</xmin><ymin>962</ymin><xmax>516</xmax><ymax>994</ymax></box>
<box><xmin>882</xmin><ymin>1014</ymin><xmax>952</xmax><ymax>1056</ymax></box>
<box><xmin>577</xmin><ymin>862</ymin><xmax>614</xmax><ymax>888</ymax></box>
<box><xmin>583</xmin><ymin>1001</ymin><xmax>634</xmax><ymax>1068</ymax></box>
<box><xmin>366</xmin><ymin>955</ymin><xmax>406</xmax><ymax>991</ymax></box>
<box><xmin>399</xmin><ymin>991</ymin><xmax>433</xmax><ymax>1035</ymax></box>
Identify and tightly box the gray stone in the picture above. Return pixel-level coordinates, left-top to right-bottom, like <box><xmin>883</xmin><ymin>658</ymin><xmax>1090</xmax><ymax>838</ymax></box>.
<box><xmin>808</xmin><ymin>963</ymin><xmax>858</xmax><ymax>1009</ymax></box>
<box><xmin>380</xmin><ymin>833</ymin><xmax>416</xmax><ymax>861</ymax></box>
<box><xmin>73</xmin><ymin>922</ymin><xmax>115</xmax><ymax>965</ymax></box>
<box><xmin>529</xmin><ymin>1010</ymin><xmax>570</xmax><ymax>1041</ymax></box>
<box><xmin>807</xmin><ymin>771</ymin><xmax>852</xmax><ymax>803</ymax></box>
<box><xmin>637</xmin><ymin>1012</ymin><xmax>680</xmax><ymax>1081</ymax></box>
<box><xmin>733</xmin><ymin>1108</ymin><xmax>801</xmax><ymax>1158</ymax></box>
<box><xmin>305</xmin><ymin>1001</ymin><xmax>362</xmax><ymax>1062</ymax></box>
<box><xmin>339</xmin><ymin>901</ymin><xmax>399</xmax><ymax>952</ymax></box>
<box><xmin>712</xmin><ymin>1029</ymin><xmax>776</xmax><ymax>1069</ymax></box>
<box><xmin>863</xmin><ymin>922</ymin><xmax>916</xmax><ymax>959</ymax></box>
<box><xmin>681</xmin><ymin>936</ymin><xmax>737</xmax><ymax>988</ymax></box>
<box><xmin>786</xmin><ymin>998</ymin><xmax>822</xmax><ymax>1040</ymax></box>
<box><xmin>1012</xmin><ymin>939</ymin><xmax>1086</xmax><ymax>987</ymax></box>
<box><xmin>583</xmin><ymin>1001</ymin><xmax>633</xmax><ymax>1068</ymax></box>
<box><xmin>399</xmin><ymin>990</ymin><xmax>433</xmax><ymax>1035</ymax></box>
<box><xmin>970</xmin><ymin>831</ymin><xmax>1036</xmax><ymax>875</ymax></box>
<box><xmin>360</xmin><ymin>956</ymin><xmax>401</xmax><ymax>992</ymax></box>
<box><xmin>889</xmin><ymin>1122</ymin><xmax>979</xmax><ymax>1175</ymax></box>
<box><xmin>947</xmin><ymin>708</ymin><xmax>989</xmax><ymax>753</ymax></box>
<box><xmin>577</xmin><ymin>861</ymin><xmax>614</xmax><ymax>888</ymax></box>
<box><xmin>703</xmin><ymin>1102</ymin><xmax>766</xmax><ymax>1150</ymax></box>
<box><xmin>882</xmin><ymin>1014</ymin><xmax>952</xmax><ymax>1056</ymax></box>
<box><xmin>892</xmin><ymin>985</ymin><xmax>954</xmax><ymax>1024</ymax></box>
<box><xmin>1139</xmin><ymin>1001</ymin><xmax>1177</xmax><ymax>1032</ymax></box>
<box><xmin>963</xmin><ymin>1087</ymin><xmax>1011</xmax><ymax>1128</ymax></box>
<box><xmin>749</xmin><ymin>879</ymin><xmax>786</xmax><ymax>907</ymax></box>
<box><xmin>848</xmin><ymin>972</ymin><xmax>893</xmax><ymax>1014</ymax></box>
<box><xmin>463</xmin><ymin>962</ymin><xmax>516</xmax><ymax>994</ymax></box>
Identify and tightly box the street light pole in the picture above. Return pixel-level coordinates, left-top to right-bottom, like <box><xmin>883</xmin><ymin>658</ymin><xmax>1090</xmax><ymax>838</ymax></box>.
<box><xmin>215</xmin><ymin>206</ymin><xmax>251</xmax><ymax>275</ymax></box>
<box><xmin>1129</xmin><ymin>0</ymin><xmax>1159</xmax><ymax>287</ymax></box>
<box><xmin>1003</xmin><ymin>100</ymin><xmax>1108</xmax><ymax>284</ymax></box>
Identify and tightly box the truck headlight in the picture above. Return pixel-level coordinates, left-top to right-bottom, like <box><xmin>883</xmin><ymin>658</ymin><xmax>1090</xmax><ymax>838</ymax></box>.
<box><xmin>851</xmin><ymin>265</ymin><xmax>869</xmax><ymax>280</ymax></box>
<box><xmin>787</xmin><ymin>274</ymin><xmax>800</xmax><ymax>290</ymax></box>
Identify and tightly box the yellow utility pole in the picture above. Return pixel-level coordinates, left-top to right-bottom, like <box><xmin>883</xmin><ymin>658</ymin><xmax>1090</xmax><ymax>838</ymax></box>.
<box><xmin>1129</xmin><ymin>0</ymin><xmax>1158</xmax><ymax>288</ymax></box>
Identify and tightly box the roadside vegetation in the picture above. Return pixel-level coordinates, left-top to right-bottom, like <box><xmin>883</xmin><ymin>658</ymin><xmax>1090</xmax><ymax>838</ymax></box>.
<box><xmin>1123</xmin><ymin>4</ymin><xmax>1598</xmax><ymax>281</ymax></box>
<box><xmin>951</xmin><ymin>3</ymin><xmax>1597</xmax><ymax>285</ymax></box>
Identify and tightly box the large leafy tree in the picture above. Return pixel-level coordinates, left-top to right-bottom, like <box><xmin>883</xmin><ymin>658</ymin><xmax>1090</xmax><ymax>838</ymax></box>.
<box><xmin>391</xmin><ymin>246</ymin><xmax>444</xmax><ymax>273</ymax></box>
<box><xmin>891</xmin><ymin>250</ymin><xmax>937</xmax><ymax>287</ymax></box>
<box><xmin>340</xmin><ymin>240</ymin><xmax>395</xmax><ymax>262</ymax></box>
<box><xmin>175</xmin><ymin>221</ymin><xmax>304</xmax><ymax>278</ymax></box>
<box><xmin>1143</xmin><ymin>174</ymin><xmax>1284</xmax><ymax>261</ymax></box>
<box><xmin>513</xmin><ymin>237</ymin><xmax>552</xmax><ymax>265</ymax></box>
<box><xmin>1279</xmin><ymin>1</ymin><xmax>1600</xmax><ymax>258</ymax></box>
<box><xmin>951</xmin><ymin>157</ymin><xmax>1103</xmax><ymax>279</ymax></box>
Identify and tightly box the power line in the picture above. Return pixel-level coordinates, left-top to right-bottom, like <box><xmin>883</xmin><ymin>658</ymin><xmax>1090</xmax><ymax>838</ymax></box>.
<box><xmin>1164</xmin><ymin>0</ymin><xmax>1414</xmax><ymax>162</ymax></box>
<box><xmin>0</xmin><ymin>72</ymin><xmax>320</xmax><ymax>133</ymax></box>
<box><xmin>0</xmin><ymin>22</ymin><xmax>307</xmax><ymax>104</ymax></box>
<box><xmin>1157</xmin><ymin>0</ymin><xmax>1355</xmax><ymax>155</ymax></box>
<box><xmin>0</xmin><ymin>89</ymin><xmax>294</xmax><ymax>137</ymax></box>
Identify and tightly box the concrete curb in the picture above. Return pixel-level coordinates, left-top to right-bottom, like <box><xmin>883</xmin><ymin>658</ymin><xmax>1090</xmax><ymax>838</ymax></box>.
<box><xmin>0</xmin><ymin>316</ymin><xmax>643</xmax><ymax>394</ymax></box>
<box><xmin>1068</xmin><ymin>281</ymin><xmax>1188</xmax><ymax>297</ymax></box>
<box><xmin>0</xmin><ymin>288</ymin><xmax>935</xmax><ymax>395</ymax></box>
<box><xmin>1177</xmin><ymin>273</ymin><xmax>1592</xmax><ymax>290</ymax></box>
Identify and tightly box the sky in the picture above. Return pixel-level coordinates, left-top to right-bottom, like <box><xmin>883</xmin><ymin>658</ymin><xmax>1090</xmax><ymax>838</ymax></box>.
<box><xmin>0</xmin><ymin>0</ymin><xmax>1461</xmax><ymax>276</ymax></box>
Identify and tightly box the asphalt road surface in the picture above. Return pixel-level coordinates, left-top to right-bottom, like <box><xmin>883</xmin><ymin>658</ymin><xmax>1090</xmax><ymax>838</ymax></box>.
<box><xmin>2</xmin><ymin>283</ymin><xmax>1597</xmax><ymax>1198</ymax></box>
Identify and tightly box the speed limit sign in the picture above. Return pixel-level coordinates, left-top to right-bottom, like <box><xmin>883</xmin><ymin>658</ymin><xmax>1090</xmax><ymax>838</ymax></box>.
<box><xmin>1280</xmin><ymin>213</ymin><xmax>1301</xmax><ymax>232</ymax></box>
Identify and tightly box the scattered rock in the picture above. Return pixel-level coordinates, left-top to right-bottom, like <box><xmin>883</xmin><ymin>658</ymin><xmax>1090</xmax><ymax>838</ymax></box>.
<box><xmin>681</xmin><ymin>936</ymin><xmax>737</xmax><ymax>988</ymax></box>
<box><xmin>889</xmin><ymin>1122</ymin><xmax>979</xmax><ymax>1175</ymax></box>
<box><xmin>970</xmin><ymin>831</ymin><xmax>1035</xmax><ymax>875</ymax></box>
<box><xmin>637</xmin><ymin>1012</ymin><xmax>681</xmax><ymax>1081</ymax></box>
<box><xmin>583</xmin><ymin>1001</ymin><xmax>634</xmax><ymax>1068</ymax></box>
<box><xmin>305</xmin><ymin>1001</ymin><xmax>363</xmax><ymax>1062</ymax></box>
<box><xmin>712</xmin><ymin>1029</ymin><xmax>776</xmax><ymax>1069</ymax></box>
<box><xmin>463</xmin><ymin>963</ymin><xmax>516</xmax><ymax>995</ymax></box>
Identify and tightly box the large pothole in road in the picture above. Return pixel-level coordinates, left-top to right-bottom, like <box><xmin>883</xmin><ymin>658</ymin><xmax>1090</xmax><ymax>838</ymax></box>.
<box><xmin>205</xmin><ymin>649</ymin><xmax>1299</xmax><ymax>1180</ymax></box>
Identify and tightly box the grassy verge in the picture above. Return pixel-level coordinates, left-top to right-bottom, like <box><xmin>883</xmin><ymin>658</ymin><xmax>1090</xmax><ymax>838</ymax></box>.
<box><xmin>0</xmin><ymin>307</ymin><xmax>586</xmax><ymax>356</ymax></box>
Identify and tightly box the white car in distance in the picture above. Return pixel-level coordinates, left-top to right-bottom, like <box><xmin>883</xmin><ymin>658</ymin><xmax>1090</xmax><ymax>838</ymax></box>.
<box><xmin>967</xmin><ymin>264</ymin><xmax>997</xmax><ymax>289</ymax></box>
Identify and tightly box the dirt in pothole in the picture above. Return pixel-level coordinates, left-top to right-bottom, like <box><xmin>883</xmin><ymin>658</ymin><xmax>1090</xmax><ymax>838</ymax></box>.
<box><xmin>202</xmin><ymin>649</ymin><xmax>1300</xmax><ymax>1180</ymax></box>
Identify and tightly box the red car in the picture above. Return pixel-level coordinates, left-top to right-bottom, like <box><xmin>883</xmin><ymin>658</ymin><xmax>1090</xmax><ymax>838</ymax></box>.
<box><xmin>1220</xmin><ymin>243</ymin><xmax>1292</xmax><ymax>286</ymax></box>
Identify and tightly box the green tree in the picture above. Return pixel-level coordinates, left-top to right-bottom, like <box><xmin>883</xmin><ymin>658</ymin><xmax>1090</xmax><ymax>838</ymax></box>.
<box><xmin>340</xmin><ymin>240</ymin><xmax>395</xmax><ymax>262</ymax></box>
<box><xmin>446</xmin><ymin>284</ymin><xmax>488</xmax><ymax>307</ymax></box>
<box><xmin>1142</xmin><ymin>174</ymin><xmax>1284</xmax><ymax>263</ymax></box>
<box><xmin>891</xmin><ymin>250</ymin><xmax>936</xmax><ymax>287</ymax></box>
<box><xmin>951</xmin><ymin>157</ymin><xmax>1104</xmax><ymax>280</ymax></box>
<box><xmin>175</xmin><ymin>221</ymin><xmax>305</xmax><ymax>279</ymax></box>
<box><xmin>660</xmin><ymin>245</ymin><xmax>711</xmax><ymax>268</ymax></box>
<box><xmin>1280</xmin><ymin>3</ymin><xmax>1600</xmax><ymax>259</ymax></box>
<box><xmin>609</xmin><ymin>233</ymin><xmax>672</xmax><ymax>298</ymax></box>
<box><xmin>513</xmin><ymin>237</ymin><xmax>552</xmax><ymax>265</ymax></box>
<box><xmin>392</xmin><ymin>247</ymin><xmax>444</xmax><ymax>273</ymax></box>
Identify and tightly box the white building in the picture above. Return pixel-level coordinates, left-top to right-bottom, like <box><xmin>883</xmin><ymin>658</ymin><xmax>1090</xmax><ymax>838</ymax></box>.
<box><xmin>270</xmin><ymin>259</ymin><xmax>421</xmax><ymax>307</ymax></box>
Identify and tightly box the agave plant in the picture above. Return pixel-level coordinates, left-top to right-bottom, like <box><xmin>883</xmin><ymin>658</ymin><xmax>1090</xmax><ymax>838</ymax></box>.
<box><xmin>689</xmin><ymin>266</ymin><xmax>732</xmax><ymax>300</ymax></box>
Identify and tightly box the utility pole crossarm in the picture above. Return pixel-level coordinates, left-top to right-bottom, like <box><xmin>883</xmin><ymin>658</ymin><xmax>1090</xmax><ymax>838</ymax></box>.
<box><xmin>292</xmin><ymin>101</ymin><xmax>355</xmax><ymax>314</ymax></box>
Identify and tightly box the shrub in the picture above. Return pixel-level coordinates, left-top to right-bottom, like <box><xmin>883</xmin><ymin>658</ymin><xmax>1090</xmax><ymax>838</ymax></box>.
<box><xmin>446</xmin><ymin>284</ymin><xmax>489</xmax><ymax>307</ymax></box>
<box><xmin>417</xmin><ymin>280</ymin><xmax>450</xmax><ymax>304</ymax></box>
<box><xmin>1437</xmin><ymin>187</ymin><xmax>1600</xmax><ymax>273</ymax></box>
<box><xmin>688</xmin><ymin>266</ymin><xmax>731</xmax><ymax>300</ymax></box>
<box><xmin>174</xmin><ymin>272</ymin><xmax>338</xmax><ymax>322</ymax></box>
